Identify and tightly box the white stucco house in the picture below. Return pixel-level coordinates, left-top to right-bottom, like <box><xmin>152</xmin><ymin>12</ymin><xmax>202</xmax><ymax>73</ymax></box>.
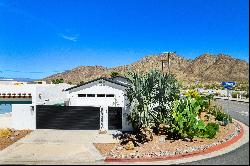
<box><xmin>64</xmin><ymin>76</ymin><xmax>133</xmax><ymax>131</ymax></box>
<box><xmin>1</xmin><ymin>76</ymin><xmax>134</xmax><ymax>131</ymax></box>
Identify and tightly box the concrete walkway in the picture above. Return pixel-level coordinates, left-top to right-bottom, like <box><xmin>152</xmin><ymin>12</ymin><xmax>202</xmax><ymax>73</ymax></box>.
<box><xmin>0</xmin><ymin>129</ymin><xmax>119</xmax><ymax>165</ymax></box>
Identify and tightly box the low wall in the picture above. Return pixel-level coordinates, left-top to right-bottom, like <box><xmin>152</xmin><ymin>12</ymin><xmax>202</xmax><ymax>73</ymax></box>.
<box><xmin>0</xmin><ymin>113</ymin><xmax>12</xmax><ymax>128</ymax></box>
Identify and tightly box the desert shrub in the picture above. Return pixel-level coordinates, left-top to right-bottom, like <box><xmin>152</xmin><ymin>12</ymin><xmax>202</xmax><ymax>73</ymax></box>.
<box><xmin>0</xmin><ymin>128</ymin><xmax>11</xmax><ymax>138</ymax></box>
<box><xmin>242</xmin><ymin>91</ymin><xmax>249</xmax><ymax>98</ymax></box>
<box><xmin>126</xmin><ymin>70</ymin><xmax>180</xmax><ymax>130</ymax></box>
<box><xmin>170</xmin><ymin>97</ymin><xmax>206</xmax><ymax>139</ymax></box>
<box><xmin>215</xmin><ymin>111</ymin><xmax>232</xmax><ymax>123</ymax></box>
<box><xmin>110</xmin><ymin>71</ymin><xmax>120</xmax><ymax>77</ymax></box>
<box><xmin>231</xmin><ymin>92</ymin><xmax>238</xmax><ymax>98</ymax></box>
<box><xmin>207</xmin><ymin>105</ymin><xmax>232</xmax><ymax>124</ymax></box>
<box><xmin>52</xmin><ymin>78</ymin><xmax>64</xmax><ymax>84</ymax></box>
<box><xmin>201</xmin><ymin>123</ymin><xmax>219</xmax><ymax>139</ymax></box>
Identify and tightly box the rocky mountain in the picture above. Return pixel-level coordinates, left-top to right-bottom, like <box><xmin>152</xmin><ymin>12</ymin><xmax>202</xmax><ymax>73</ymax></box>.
<box><xmin>43</xmin><ymin>53</ymin><xmax>249</xmax><ymax>85</ymax></box>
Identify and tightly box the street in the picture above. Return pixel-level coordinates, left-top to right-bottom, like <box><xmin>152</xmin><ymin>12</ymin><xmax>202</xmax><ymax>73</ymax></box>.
<box><xmin>183</xmin><ymin>99</ymin><xmax>249</xmax><ymax>165</ymax></box>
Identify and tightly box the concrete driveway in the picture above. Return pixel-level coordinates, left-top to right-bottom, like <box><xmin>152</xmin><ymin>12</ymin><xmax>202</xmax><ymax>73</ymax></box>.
<box><xmin>0</xmin><ymin>130</ymin><xmax>119</xmax><ymax>165</ymax></box>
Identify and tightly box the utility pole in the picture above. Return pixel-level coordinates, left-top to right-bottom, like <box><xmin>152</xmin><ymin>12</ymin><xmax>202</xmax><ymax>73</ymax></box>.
<box><xmin>161</xmin><ymin>51</ymin><xmax>176</xmax><ymax>75</ymax></box>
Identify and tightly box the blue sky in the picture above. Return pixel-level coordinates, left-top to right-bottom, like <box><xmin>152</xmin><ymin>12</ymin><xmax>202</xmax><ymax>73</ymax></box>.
<box><xmin>0</xmin><ymin>0</ymin><xmax>249</xmax><ymax>79</ymax></box>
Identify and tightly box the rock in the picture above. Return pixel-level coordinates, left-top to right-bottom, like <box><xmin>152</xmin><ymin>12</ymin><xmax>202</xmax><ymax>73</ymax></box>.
<box><xmin>14</xmin><ymin>131</ymin><xmax>20</xmax><ymax>136</ymax></box>
<box><xmin>130</xmin><ymin>153</ymin><xmax>136</xmax><ymax>158</ymax></box>
<box><xmin>116</xmin><ymin>146</ymin><xmax>123</xmax><ymax>150</ymax></box>
<box><xmin>124</xmin><ymin>141</ymin><xmax>135</xmax><ymax>150</ymax></box>
<box><xmin>159</xmin><ymin>136</ymin><xmax>165</xmax><ymax>143</ymax></box>
<box><xmin>10</xmin><ymin>128</ymin><xmax>16</xmax><ymax>132</ymax></box>
<box><xmin>10</xmin><ymin>136</ymin><xmax>16</xmax><ymax>141</ymax></box>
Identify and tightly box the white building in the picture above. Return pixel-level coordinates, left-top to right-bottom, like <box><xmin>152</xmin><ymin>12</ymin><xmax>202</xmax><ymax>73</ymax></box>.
<box><xmin>0</xmin><ymin>83</ymin><xmax>72</xmax><ymax>129</ymax></box>
<box><xmin>65</xmin><ymin>77</ymin><xmax>132</xmax><ymax>131</ymax></box>
<box><xmin>0</xmin><ymin>76</ymin><xmax>134</xmax><ymax>131</ymax></box>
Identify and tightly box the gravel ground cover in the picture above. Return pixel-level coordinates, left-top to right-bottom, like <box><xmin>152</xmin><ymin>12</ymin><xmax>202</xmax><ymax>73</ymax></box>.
<box><xmin>0</xmin><ymin>129</ymin><xmax>32</xmax><ymax>150</ymax></box>
<box><xmin>94</xmin><ymin>120</ymin><xmax>241</xmax><ymax>159</ymax></box>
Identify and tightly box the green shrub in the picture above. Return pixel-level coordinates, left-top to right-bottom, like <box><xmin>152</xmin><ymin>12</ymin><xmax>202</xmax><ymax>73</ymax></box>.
<box><xmin>170</xmin><ymin>97</ymin><xmax>206</xmax><ymax>139</ymax></box>
<box><xmin>208</xmin><ymin>105</ymin><xmax>232</xmax><ymax>124</ymax></box>
<box><xmin>201</xmin><ymin>123</ymin><xmax>219</xmax><ymax>139</ymax></box>
<box><xmin>215</xmin><ymin>111</ymin><xmax>232</xmax><ymax>123</ymax></box>
<box><xmin>231</xmin><ymin>92</ymin><xmax>238</xmax><ymax>98</ymax></box>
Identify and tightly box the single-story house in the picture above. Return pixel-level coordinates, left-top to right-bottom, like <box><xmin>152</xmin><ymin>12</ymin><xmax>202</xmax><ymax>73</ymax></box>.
<box><xmin>1</xmin><ymin>76</ymin><xmax>134</xmax><ymax>131</ymax></box>
<box><xmin>60</xmin><ymin>76</ymin><xmax>133</xmax><ymax>131</ymax></box>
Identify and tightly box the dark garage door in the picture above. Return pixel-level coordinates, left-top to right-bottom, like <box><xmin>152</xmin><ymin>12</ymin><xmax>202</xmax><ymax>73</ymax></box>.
<box><xmin>36</xmin><ymin>105</ymin><xmax>100</xmax><ymax>130</ymax></box>
<box><xmin>108</xmin><ymin>107</ymin><xmax>122</xmax><ymax>130</ymax></box>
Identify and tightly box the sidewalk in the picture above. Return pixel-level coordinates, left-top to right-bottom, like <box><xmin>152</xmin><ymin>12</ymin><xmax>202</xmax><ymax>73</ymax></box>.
<box><xmin>214</xmin><ymin>96</ymin><xmax>249</xmax><ymax>103</ymax></box>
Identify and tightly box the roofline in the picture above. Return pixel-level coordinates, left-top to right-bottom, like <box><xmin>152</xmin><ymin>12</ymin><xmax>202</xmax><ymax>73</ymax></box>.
<box><xmin>64</xmin><ymin>77</ymin><xmax>128</xmax><ymax>91</ymax></box>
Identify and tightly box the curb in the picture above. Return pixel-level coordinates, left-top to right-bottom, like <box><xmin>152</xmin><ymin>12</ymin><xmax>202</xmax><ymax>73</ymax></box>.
<box><xmin>104</xmin><ymin>122</ymin><xmax>244</xmax><ymax>162</ymax></box>
<box><xmin>214</xmin><ymin>97</ymin><xmax>249</xmax><ymax>103</ymax></box>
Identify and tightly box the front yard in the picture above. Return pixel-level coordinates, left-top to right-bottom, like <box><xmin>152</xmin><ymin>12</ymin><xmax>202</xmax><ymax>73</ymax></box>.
<box><xmin>94</xmin><ymin>114</ymin><xmax>240</xmax><ymax>159</ymax></box>
<box><xmin>94</xmin><ymin>70</ymin><xmax>240</xmax><ymax>160</ymax></box>
<box><xmin>0</xmin><ymin>128</ymin><xmax>32</xmax><ymax>150</ymax></box>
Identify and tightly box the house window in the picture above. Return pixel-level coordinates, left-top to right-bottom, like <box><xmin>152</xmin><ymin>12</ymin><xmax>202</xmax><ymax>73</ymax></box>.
<box><xmin>106</xmin><ymin>94</ymin><xmax>114</xmax><ymax>97</ymax></box>
<box><xmin>97</xmin><ymin>94</ymin><xmax>105</xmax><ymax>97</ymax></box>
<box><xmin>87</xmin><ymin>94</ymin><xmax>95</xmax><ymax>97</ymax></box>
<box><xmin>78</xmin><ymin>94</ymin><xmax>86</xmax><ymax>97</ymax></box>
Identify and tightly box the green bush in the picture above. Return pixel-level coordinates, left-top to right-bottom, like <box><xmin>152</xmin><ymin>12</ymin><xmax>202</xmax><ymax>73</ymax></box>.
<box><xmin>231</xmin><ymin>92</ymin><xmax>238</xmax><ymax>98</ymax></box>
<box><xmin>170</xmin><ymin>97</ymin><xmax>206</xmax><ymax>139</ymax></box>
<box><xmin>215</xmin><ymin>111</ymin><xmax>232</xmax><ymax>123</ymax></box>
<box><xmin>208</xmin><ymin>105</ymin><xmax>232</xmax><ymax>124</ymax></box>
<box><xmin>201</xmin><ymin>123</ymin><xmax>219</xmax><ymax>139</ymax></box>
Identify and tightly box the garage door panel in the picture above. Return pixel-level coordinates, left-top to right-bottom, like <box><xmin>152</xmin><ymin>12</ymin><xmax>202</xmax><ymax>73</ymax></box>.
<box><xmin>36</xmin><ymin>105</ymin><xmax>100</xmax><ymax>130</ymax></box>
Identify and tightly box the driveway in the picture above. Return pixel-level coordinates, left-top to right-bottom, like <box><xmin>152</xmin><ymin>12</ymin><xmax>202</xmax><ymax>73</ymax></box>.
<box><xmin>0</xmin><ymin>130</ymin><xmax>119</xmax><ymax>165</ymax></box>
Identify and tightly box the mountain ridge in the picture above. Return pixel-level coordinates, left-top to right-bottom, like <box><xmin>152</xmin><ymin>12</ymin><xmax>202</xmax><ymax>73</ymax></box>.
<box><xmin>43</xmin><ymin>53</ymin><xmax>249</xmax><ymax>85</ymax></box>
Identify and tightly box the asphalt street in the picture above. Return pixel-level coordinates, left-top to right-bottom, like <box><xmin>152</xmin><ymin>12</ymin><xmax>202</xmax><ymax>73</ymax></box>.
<box><xmin>182</xmin><ymin>99</ymin><xmax>249</xmax><ymax>165</ymax></box>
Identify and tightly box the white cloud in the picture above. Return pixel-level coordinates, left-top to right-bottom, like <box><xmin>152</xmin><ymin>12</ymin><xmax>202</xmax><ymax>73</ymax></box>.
<box><xmin>60</xmin><ymin>34</ymin><xmax>78</xmax><ymax>42</ymax></box>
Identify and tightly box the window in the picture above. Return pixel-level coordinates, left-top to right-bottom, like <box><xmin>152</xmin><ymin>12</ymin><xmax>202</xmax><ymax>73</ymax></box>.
<box><xmin>87</xmin><ymin>94</ymin><xmax>95</xmax><ymax>97</ymax></box>
<box><xmin>97</xmin><ymin>94</ymin><xmax>105</xmax><ymax>97</ymax></box>
<box><xmin>106</xmin><ymin>94</ymin><xmax>114</xmax><ymax>97</ymax></box>
<box><xmin>78</xmin><ymin>94</ymin><xmax>86</xmax><ymax>97</ymax></box>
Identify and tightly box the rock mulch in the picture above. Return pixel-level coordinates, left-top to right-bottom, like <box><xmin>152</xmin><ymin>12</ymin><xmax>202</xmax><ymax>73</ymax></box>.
<box><xmin>94</xmin><ymin>121</ymin><xmax>241</xmax><ymax>160</ymax></box>
<box><xmin>0</xmin><ymin>129</ymin><xmax>32</xmax><ymax>150</ymax></box>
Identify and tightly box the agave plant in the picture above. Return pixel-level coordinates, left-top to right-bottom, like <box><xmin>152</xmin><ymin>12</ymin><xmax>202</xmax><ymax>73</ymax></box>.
<box><xmin>125</xmin><ymin>69</ymin><xmax>180</xmax><ymax>130</ymax></box>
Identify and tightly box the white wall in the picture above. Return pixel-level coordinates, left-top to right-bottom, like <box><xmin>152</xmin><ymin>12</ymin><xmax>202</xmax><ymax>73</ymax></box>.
<box><xmin>35</xmin><ymin>83</ymin><xmax>72</xmax><ymax>105</ymax></box>
<box><xmin>0</xmin><ymin>113</ymin><xmax>12</xmax><ymax>128</ymax></box>
<box><xmin>11</xmin><ymin>104</ymin><xmax>36</xmax><ymax>130</ymax></box>
<box><xmin>0</xmin><ymin>83</ymin><xmax>72</xmax><ymax>130</ymax></box>
<box><xmin>68</xmin><ymin>79</ymin><xmax>133</xmax><ymax>131</ymax></box>
<box><xmin>68</xmin><ymin>80</ymin><xmax>126</xmax><ymax>107</ymax></box>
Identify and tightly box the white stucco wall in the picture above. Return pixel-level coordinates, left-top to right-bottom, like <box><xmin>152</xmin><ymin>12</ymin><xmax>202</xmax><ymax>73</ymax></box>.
<box><xmin>0</xmin><ymin>83</ymin><xmax>72</xmax><ymax>130</ymax></box>
<box><xmin>0</xmin><ymin>113</ymin><xmax>12</xmax><ymax>128</ymax></box>
<box><xmin>68</xmin><ymin>81</ymin><xmax>125</xmax><ymax>107</ymax></box>
<box><xmin>67</xmin><ymin>79</ymin><xmax>133</xmax><ymax>131</ymax></box>
<box><xmin>35</xmin><ymin>83</ymin><xmax>72</xmax><ymax>105</ymax></box>
<box><xmin>11</xmin><ymin>104</ymin><xmax>36</xmax><ymax>130</ymax></box>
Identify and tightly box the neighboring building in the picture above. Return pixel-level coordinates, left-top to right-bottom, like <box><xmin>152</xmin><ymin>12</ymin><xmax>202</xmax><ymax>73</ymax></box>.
<box><xmin>33</xmin><ymin>80</ymin><xmax>47</xmax><ymax>84</ymax></box>
<box><xmin>0</xmin><ymin>79</ymin><xmax>18</xmax><ymax>85</ymax></box>
<box><xmin>0</xmin><ymin>83</ymin><xmax>73</xmax><ymax>129</ymax></box>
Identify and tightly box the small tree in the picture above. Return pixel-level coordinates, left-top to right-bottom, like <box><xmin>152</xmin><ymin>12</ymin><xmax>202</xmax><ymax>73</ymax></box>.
<box><xmin>52</xmin><ymin>78</ymin><xmax>64</xmax><ymax>84</ymax></box>
<box><xmin>110</xmin><ymin>71</ymin><xmax>119</xmax><ymax>77</ymax></box>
